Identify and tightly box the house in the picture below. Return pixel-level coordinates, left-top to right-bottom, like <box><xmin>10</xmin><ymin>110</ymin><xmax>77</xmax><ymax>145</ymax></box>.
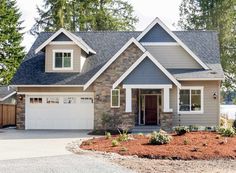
<box><xmin>11</xmin><ymin>18</ymin><xmax>224</xmax><ymax>130</ymax></box>
<box><xmin>0</xmin><ymin>86</ymin><xmax>16</xmax><ymax>104</ymax></box>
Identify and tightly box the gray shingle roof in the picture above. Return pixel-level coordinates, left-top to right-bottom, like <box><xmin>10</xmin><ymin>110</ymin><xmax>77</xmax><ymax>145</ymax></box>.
<box><xmin>11</xmin><ymin>30</ymin><xmax>224</xmax><ymax>85</ymax></box>
<box><xmin>0</xmin><ymin>86</ymin><xmax>16</xmax><ymax>101</ymax></box>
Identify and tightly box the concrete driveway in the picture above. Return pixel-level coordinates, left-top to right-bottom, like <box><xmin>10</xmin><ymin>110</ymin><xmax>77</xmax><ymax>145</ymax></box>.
<box><xmin>0</xmin><ymin>129</ymin><xmax>134</xmax><ymax>173</ymax></box>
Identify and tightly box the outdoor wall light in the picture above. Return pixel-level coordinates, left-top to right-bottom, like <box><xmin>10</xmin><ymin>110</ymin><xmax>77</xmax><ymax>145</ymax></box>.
<box><xmin>213</xmin><ymin>92</ymin><xmax>217</xmax><ymax>99</ymax></box>
<box><xmin>18</xmin><ymin>95</ymin><xmax>23</xmax><ymax>101</ymax></box>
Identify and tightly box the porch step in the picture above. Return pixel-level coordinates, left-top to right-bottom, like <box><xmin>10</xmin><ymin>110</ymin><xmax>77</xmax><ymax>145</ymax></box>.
<box><xmin>131</xmin><ymin>125</ymin><xmax>160</xmax><ymax>133</ymax></box>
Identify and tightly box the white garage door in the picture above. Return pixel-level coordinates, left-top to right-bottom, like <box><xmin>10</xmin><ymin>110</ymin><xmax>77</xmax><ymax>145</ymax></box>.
<box><xmin>25</xmin><ymin>93</ymin><xmax>94</xmax><ymax>129</ymax></box>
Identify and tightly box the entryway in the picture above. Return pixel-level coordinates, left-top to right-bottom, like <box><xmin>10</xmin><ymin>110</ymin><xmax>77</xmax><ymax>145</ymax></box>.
<box><xmin>139</xmin><ymin>89</ymin><xmax>162</xmax><ymax>126</ymax></box>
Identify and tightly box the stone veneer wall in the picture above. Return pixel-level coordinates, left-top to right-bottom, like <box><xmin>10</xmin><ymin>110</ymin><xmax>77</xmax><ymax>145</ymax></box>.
<box><xmin>92</xmin><ymin>43</ymin><xmax>143</xmax><ymax>130</ymax></box>
<box><xmin>160</xmin><ymin>112</ymin><xmax>173</xmax><ymax>130</ymax></box>
<box><xmin>16</xmin><ymin>94</ymin><xmax>25</xmax><ymax>129</ymax></box>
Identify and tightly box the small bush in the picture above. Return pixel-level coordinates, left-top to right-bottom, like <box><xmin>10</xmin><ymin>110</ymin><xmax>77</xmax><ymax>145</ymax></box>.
<box><xmin>217</xmin><ymin>127</ymin><xmax>235</xmax><ymax>137</ymax></box>
<box><xmin>111</xmin><ymin>139</ymin><xmax>119</xmax><ymax>147</ymax></box>
<box><xmin>105</xmin><ymin>132</ymin><xmax>111</xmax><ymax>139</ymax></box>
<box><xmin>173</xmin><ymin>126</ymin><xmax>189</xmax><ymax>135</ymax></box>
<box><xmin>117</xmin><ymin>129</ymin><xmax>129</xmax><ymax>142</ymax></box>
<box><xmin>183</xmin><ymin>138</ymin><xmax>188</xmax><ymax>145</ymax></box>
<box><xmin>233</xmin><ymin>120</ymin><xmax>236</xmax><ymax>128</ymax></box>
<box><xmin>189</xmin><ymin>125</ymin><xmax>199</xmax><ymax>132</ymax></box>
<box><xmin>149</xmin><ymin>131</ymin><xmax>172</xmax><ymax>145</ymax></box>
<box><xmin>120</xmin><ymin>147</ymin><xmax>128</xmax><ymax>152</ymax></box>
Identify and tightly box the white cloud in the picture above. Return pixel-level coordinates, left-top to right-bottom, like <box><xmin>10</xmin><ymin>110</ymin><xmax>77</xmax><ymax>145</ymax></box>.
<box><xmin>16</xmin><ymin>0</ymin><xmax>182</xmax><ymax>51</ymax></box>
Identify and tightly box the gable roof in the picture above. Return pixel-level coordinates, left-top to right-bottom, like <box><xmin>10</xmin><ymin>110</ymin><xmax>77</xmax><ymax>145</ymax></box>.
<box><xmin>11</xmin><ymin>30</ymin><xmax>224</xmax><ymax>86</ymax></box>
<box><xmin>35</xmin><ymin>28</ymin><xmax>96</xmax><ymax>54</ymax></box>
<box><xmin>137</xmin><ymin>18</ymin><xmax>209</xmax><ymax>70</ymax></box>
<box><xmin>113</xmin><ymin>51</ymin><xmax>181</xmax><ymax>88</ymax></box>
<box><xmin>0</xmin><ymin>86</ymin><xmax>16</xmax><ymax>101</ymax></box>
<box><xmin>83</xmin><ymin>37</ymin><xmax>146</xmax><ymax>90</ymax></box>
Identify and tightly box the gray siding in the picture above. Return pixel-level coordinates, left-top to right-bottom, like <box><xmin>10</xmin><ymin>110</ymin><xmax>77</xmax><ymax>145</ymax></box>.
<box><xmin>140</xmin><ymin>24</ymin><xmax>176</xmax><ymax>42</ymax></box>
<box><xmin>52</xmin><ymin>33</ymin><xmax>72</xmax><ymax>41</ymax></box>
<box><xmin>145</xmin><ymin>45</ymin><xmax>202</xmax><ymax>69</ymax></box>
<box><xmin>123</xmin><ymin>58</ymin><xmax>172</xmax><ymax>85</ymax></box>
<box><xmin>170</xmin><ymin>81</ymin><xmax>221</xmax><ymax>126</ymax></box>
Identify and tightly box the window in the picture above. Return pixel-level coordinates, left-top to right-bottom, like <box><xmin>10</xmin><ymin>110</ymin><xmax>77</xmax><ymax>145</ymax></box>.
<box><xmin>111</xmin><ymin>89</ymin><xmax>120</xmax><ymax>108</ymax></box>
<box><xmin>80</xmin><ymin>97</ymin><xmax>93</xmax><ymax>104</ymax></box>
<box><xmin>63</xmin><ymin>97</ymin><xmax>76</xmax><ymax>104</ymax></box>
<box><xmin>46</xmin><ymin>97</ymin><xmax>59</xmax><ymax>104</ymax></box>
<box><xmin>53</xmin><ymin>50</ymin><xmax>73</xmax><ymax>70</ymax></box>
<box><xmin>178</xmin><ymin>87</ymin><xmax>203</xmax><ymax>113</ymax></box>
<box><xmin>30</xmin><ymin>98</ymin><xmax>42</xmax><ymax>104</ymax></box>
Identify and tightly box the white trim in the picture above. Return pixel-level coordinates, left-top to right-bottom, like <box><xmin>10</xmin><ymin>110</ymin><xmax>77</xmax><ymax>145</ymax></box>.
<box><xmin>178</xmin><ymin>78</ymin><xmax>224</xmax><ymax>81</ymax></box>
<box><xmin>136</xmin><ymin>18</ymin><xmax>209</xmax><ymax>70</ymax></box>
<box><xmin>177</xmin><ymin>86</ymin><xmax>204</xmax><ymax>114</ymax></box>
<box><xmin>110</xmin><ymin>89</ymin><xmax>120</xmax><ymax>108</ymax></box>
<box><xmin>163</xmin><ymin>87</ymin><xmax>172</xmax><ymax>112</ymax></box>
<box><xmin>49</xmin><ymin>41</ymin><xmax>76</xmax><ymax>45</ymax></box>
<box><xmin>125</xmin><ymin>88</ymin><xmax>132</xmax><ymax>112</ymax></box>
<box><xmin>0</xmin><ymin>91</ymin><xmax>16</xmax><ymax>101</ymax></box>
<box><xmin>52</xmin><ymin>49</ymin><xmax>73</xmax><ymax>70</ymax></box>
<box><xmin>83</xmin><ymin>37</ymin><xmax>146</xmax><ymax>90</ymax></box>
<box><xmin>35</xmin><ymin>28</ymin><xmax>96</xmax><ymax>54</ymax></box>
<box><xmin>123</xmin><ymin>84</ymin><xmax>172</xmax><ymax>89</ymax></box>
<box><xmin>141</xmin><ymin>42</ymin><xmax>179</xmax><ymax>46</ymax></box>
<box><xmin>11</xmin><ymin>85</ymin><xmax>84</xmax><ymax>87</ymax></box>
<box><xmin>18</xmin><ymin>92</ymin><xmax>94</xmax><ymax>96</ymax></box>
<box><xmin>113</xmin><ymin>51</ymin><xmax>181</xmax><ymax>89</ymax></box>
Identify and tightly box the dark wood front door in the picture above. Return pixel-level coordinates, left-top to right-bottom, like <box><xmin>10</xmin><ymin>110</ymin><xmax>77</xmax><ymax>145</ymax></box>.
<box><xmin>145</xmin><ymin>95</ymin><xmax>157</xmax><ymax>125</ymax></box>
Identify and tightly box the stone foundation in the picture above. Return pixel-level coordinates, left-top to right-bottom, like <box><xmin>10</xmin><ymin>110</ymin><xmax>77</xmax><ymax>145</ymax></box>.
<box><xmin>16</xmin><ymin>94</ymin><xmax>25</xmax><ymax>129</ymax></box>
<box><xmin>160</xmin><ymin>112</ymin><xmax>173</xmax><ymax>130</ymax></box>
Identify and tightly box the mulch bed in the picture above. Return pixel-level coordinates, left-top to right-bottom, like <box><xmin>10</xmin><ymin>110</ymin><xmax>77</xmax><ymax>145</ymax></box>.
<box><xmin>80</xmin><ymin>132</ymin><xmax>236</xmax><ymax>160</ymax></box>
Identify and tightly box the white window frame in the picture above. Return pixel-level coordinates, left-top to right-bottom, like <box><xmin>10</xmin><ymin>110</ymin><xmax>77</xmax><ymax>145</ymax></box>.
<box><xmin>111</xmin><ymin>89</ymin><xmax>120</xmax><ymax>108</ymax></box>
<box><xmin>53</xmin><ymin>49</ymin><xmax>73</xmax><ymax>70</ymax></box>
<box><xmin>177</xmin><ymin>86</ymin><xmax>204</xmax><ymax>114</ymax></box>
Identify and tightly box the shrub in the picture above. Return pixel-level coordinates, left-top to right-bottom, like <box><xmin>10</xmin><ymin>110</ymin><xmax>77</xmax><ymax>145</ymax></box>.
<box><xmin>117</xmin><ymin>129</ymin><xmax>129</xmax><ymax>142</ymax></box>
<box><xmin>105</xmin><ymin>132</ymin><xmax>111</xmax><ymax>139</ymax></box>
<box><xmin>111</xmin><ymin>139</ymin><xmax>119</xmax><ymax>147</ymax></box>
<box><xmin>173</xmin><ymin>126</ymin><xmax>189</xmax><ymax>135</ymax></box>
<box><xmin>149</xmin><ymin>131</ymin><xmax>172</xmax><ymax>145</ymax></box>
<box><xmin>233</xmin><ymin>120</ymin><xmax>236</xmax><ymax>128</ymax></box>
<box><xmin>183</xmin><ymin>138</ymin><xmax>188</xmax><ymax>145</ymax></box>
<box><xmin>189</xmin><ymin>125</ymin><xmax>199</xmax><ymax>132</ymax></box>
<box><xmin>120</xmin><ymin>147</ymin><xmax>128</xmax><ymax>152</ymax></box>
<box><xmin>217</xmin><ymin>127</ymin><xmax>235</xmax><ymax>137</ymax></box>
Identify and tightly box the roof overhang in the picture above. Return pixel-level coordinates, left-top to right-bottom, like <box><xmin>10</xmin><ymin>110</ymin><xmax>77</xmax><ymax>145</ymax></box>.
<box><xmin>113</xmin><ymin>51</ymin><xmax>181</xmax><ymax>89</ymax></box>
<box><xmin>137</xmin><ymin>17</ymin><xmax>209</xmax><ymax>70</ymax></box>
<box><xmin>0</xmin><ymin>91</ymin><xmax>16</xmax><ymax>101</ymax></box>
<box><xmin>35</xmin><ymin>28</ymin><xmax>96</xmax><ymax>54</ymax></box>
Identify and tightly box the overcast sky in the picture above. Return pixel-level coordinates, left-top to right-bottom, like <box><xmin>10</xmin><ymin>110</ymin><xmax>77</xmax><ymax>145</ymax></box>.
<box><xmin>16</xmin><ymin>0</ymin><xmax>182</xmax><ymax>51</ymax></box>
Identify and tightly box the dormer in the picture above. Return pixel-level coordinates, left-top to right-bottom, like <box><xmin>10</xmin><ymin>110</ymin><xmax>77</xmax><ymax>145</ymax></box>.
<box><xmin>35</xmin><ymin>28</ymin><xmax>96</xmax><ymax>73</ymax></box>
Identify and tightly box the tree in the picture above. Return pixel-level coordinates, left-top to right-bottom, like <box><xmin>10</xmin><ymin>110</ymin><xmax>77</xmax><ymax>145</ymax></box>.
<box><xmin>178</xmin><ymin>0</ymin><xmax>236</xmax><ymax>90</ymax></box>
<box><xmin>30</xmin><ymin>0</ymin><xmax>138</xmax><ymax>35</ymax></box>
<box><xmin>0</xmin><ymin>0</ymin><xmax>25</xmax><ymax>85</ymax></box>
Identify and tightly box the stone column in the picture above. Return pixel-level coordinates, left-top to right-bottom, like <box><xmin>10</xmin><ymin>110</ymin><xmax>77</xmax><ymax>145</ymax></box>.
<box><xmin>160</xmin><ymin>112</ymin><xmax>173</xmax><ymax>130</ymax></box>
<box><xmin>16</xmin><ymin>94</ymin><xmax>25</xmax><ymax>129</ymax></box>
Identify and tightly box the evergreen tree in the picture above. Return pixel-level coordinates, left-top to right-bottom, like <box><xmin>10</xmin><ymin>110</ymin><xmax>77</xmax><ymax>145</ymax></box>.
<box><xmin>0</xmin><ymin>0</ymin><xmax>25</xmax><ymax>85</ymax></box>
<box><xmin>178</xmin><ymin>0</ymin><xmax>236</xmax><ymax>90</ymax></box>
<box><xmin>30</xmin><ymin>0</ymin><xmax>138</xmax><ymax>35</ymax></box>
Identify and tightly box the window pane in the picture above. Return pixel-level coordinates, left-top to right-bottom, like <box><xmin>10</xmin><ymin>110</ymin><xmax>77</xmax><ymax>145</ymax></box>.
<box><xmin>64</xmin><ymin>57</ymin><xmax>71</xmax><ymax>67</ymax></box>
<box><xmin>112</xmin><ymin>90</ymin><xmax>118</xmax><ymax>96</ymax></box>
<box><xmin>55</xmin><ymin>53</ymin><xmax>62</xmax><ymax>68</ymax></box>
<box><xmin>191</xmin><ymin>90</ymin><xmax>201</xmax><ymax>111</ymax></box>
<box><xmin>179</xmin><ymin>90</ymin><xmax>190</xmax><ymax>111</ymax></box>
<box><xmin>112</xmin><ymin>96</ymin><xmax>118</xmax><ymax>106</ymax></box>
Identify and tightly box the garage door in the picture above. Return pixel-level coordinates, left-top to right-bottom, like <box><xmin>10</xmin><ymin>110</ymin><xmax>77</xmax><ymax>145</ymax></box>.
<box><xmin>25</xmin><ymin>93</ymin><xmax>94</xmax><ymax>129</ymax></box>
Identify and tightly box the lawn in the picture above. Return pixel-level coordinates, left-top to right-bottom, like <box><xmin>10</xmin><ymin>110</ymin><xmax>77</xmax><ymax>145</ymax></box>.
<box><xmin>80</xmin><ymin>131</ymin><xmax>236</xmax><ymax>160</ymax></box>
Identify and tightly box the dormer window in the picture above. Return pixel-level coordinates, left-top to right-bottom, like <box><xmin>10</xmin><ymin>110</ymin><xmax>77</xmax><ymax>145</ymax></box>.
<box><xmin>53</xmin><ymin>50</ymin><xmax>73</xmax><ymax>70</ymax></box>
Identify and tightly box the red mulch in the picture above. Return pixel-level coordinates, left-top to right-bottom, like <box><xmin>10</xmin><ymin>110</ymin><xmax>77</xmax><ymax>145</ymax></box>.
<box><xmin>80</xmin><ymin>132</ymin><xmax>236</xmax><ymax>160</ymax></box>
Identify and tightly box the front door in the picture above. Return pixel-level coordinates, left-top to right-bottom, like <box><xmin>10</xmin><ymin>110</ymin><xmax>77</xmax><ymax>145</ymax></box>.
<box><xmin>145</xmin><ymin>95</ymin><xmax>157</xmax><ymax>125</ymax></box>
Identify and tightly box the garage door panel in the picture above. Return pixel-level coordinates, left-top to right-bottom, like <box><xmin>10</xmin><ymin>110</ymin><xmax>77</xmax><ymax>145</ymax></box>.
<box><xmin>25</xmin><ymin>94</ymin><xmax>94</xmax><ymax>129</ymax></box>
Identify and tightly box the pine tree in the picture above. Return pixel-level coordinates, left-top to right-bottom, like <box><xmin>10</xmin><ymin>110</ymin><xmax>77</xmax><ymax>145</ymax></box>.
<box><xmin>178</xmin><ymin>0</ymin><xmax>236</xmax><ymax>90</ymax></box>
<box><xmin>30</xmin><ymin>0</ymin><xmax>138</xmax><ymax>35</ymax></box>
<box><xmin>0</xmin><ymin>0</ymin><xmax>25</xmax><ymax>85</ymax></box>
